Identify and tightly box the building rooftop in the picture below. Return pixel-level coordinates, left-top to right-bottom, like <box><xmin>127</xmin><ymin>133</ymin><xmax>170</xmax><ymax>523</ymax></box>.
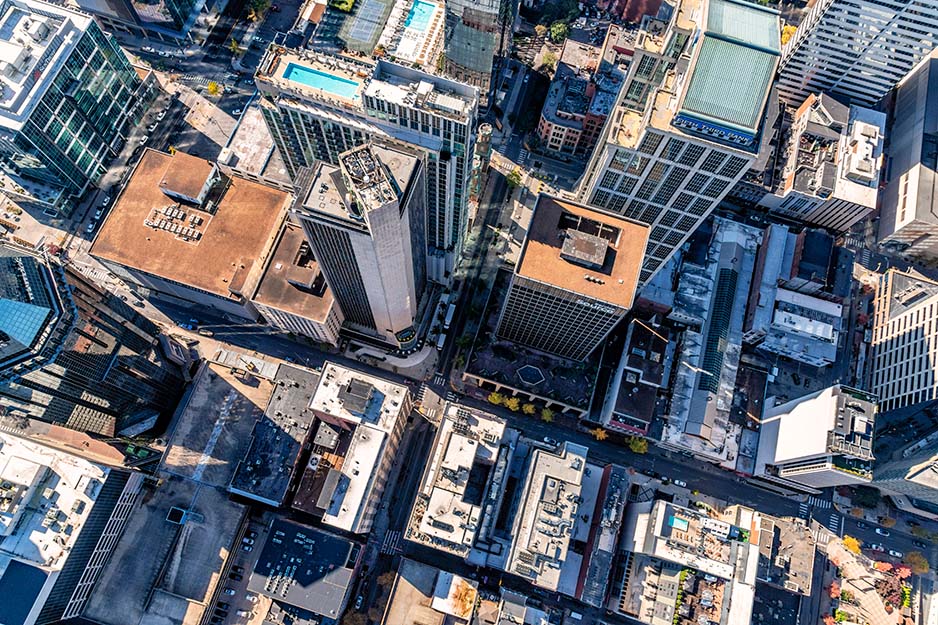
<box><xmin>756</xmin><ymin>385</ymin><xmax>877</xmax><ymax>475</ymax></box>
<box><xmin>506</xmin><ymin>442</ymin><xmax>588</xmax><ymax>591</ymax></box>
<box><xmin>159</xmin><ymin>150</ymin><xmax>215</xmax><ymax>200</ymax></box>
<box><xmin>516</xmin><ymin>195</ymin><xmax>648</xmax><ymax>310</ymax></box>
<box><xmin>340</xmin><ymin>143</ymin><xmax>419</xmax><ymax>212</ymax></box>
<box><xmin>755</xmin><ymin>514</ymin><xmax>815</xmax><ymax>596</ymax></box>
<box><xmin>91</xmin><ymin>149</ymin><xmax>288</xmax><ymax>299</ymax></box>
<box><xmin>248</xmin><ymin>519</ymin><xmax>361</xmax><ymax>620</ymax></box>
<box><xmin>218</xmin><ymin>104</ymin><xmax>292</xmax><ymax>187</ymax></box>
<box><xmin>577</xmin><ymin>464</ymin><xmax>629</xmax><ymax>607</ymax></box>
<box><xmin>309</xmin><ymin>362</ymin><xmax>408</xmax><ymax>430</ymax></box>
<box><xmin>382</xmin><ymin>558</ymin><xmax>479</xmax><ymax>625</ymax></box>
<box><xmin>251</xmin><ymin>221</ymin><xmax>335</xmax><ymax>323</ymax></box>
<box><xmin>408</xmin><ymin>404</ymin><xmax>511</xmax><ymax>556</ymax></box>
<box><xmin>0</xmin><ymin>1</ymin><xmax>93</xmax><ymax>130</ymax></box>
<box><xmin>229</xmin><ymin>364</ymin><xmax>321</xmax><ymax>506</ymax></box>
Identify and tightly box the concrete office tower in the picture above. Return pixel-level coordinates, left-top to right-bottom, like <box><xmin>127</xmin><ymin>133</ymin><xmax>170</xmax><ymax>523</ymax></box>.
<box><xmin>443</xmin><ymin>0</ymin><xmax>513</xmax><ymax>105</ymax></box>
<box><xmin>256</xmin><ymin>52</ymin><xmax>478</xmax><ymax>283</ymax></box>
<box><xmin>870</xmin><ymin>269</ymin><xmax>938</xmax><ymax>413</ymax></box>
<box><xmin>878</xmin><ymin>50</ymin><xmax>938</xmax><ymax>261</ymax></box>
<box><xmin>292</xmin><ymin>144</ymin><xmax>427</xmax><ymax>349</ymax></box>
<box><xmin>875</xmin><ymin>442</ymin><xmax>938</xmax><ymax>519</ymax></box>
<box><xmin>776</xmin><ymin>0</ymin><xmax>938</xmax><ymax>107</ymax></box>
<box><xmin>759</xmin><ymin>93</ymin><xmax>885</xmax><ymax>233</ymax></box>
<box><xmin>496</xmin><ymin>195</ymin><xmax>649</xmax><ymax>361</ymax></box>
<box><xmin>579</xmin><ymin>0</ymin><xmax>780</xmax><ymax>286</ymax></box>
<box><xmin>0</xmin><ymin>243</ymin><xmax>183</xmax><ymax>436</ymax></box>
<box><xmin>67</xmin><ymin>0</ymin><xmax>206</xmax><ymax>42</ymax></box>
<box><xmin>0</xmin><ymin>0</ymin><xmax>144</xmax><ymax>212</ymax></box>
<box><xmin>754</xmin><ymin>385</ymin><xmax>877</xmax><ymax>490</ymax></box>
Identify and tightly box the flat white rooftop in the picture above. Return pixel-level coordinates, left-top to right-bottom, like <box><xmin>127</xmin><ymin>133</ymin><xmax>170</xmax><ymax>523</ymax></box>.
<box><xmin>310</xmin><ymin>362</ymin><xmax>409</xmax><ymax>433</ymax></box>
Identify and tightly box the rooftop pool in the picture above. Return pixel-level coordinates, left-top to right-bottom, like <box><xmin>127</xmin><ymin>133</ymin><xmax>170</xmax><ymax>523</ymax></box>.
<box><xmin>404</xmin><ymin>0</ymin><xmax>436</xmax><ymax>32</ymax></box>
<box><xmin>282</xmin><ymin>63</ymin><xmax>360</xmax><ymax>100</ymax></box>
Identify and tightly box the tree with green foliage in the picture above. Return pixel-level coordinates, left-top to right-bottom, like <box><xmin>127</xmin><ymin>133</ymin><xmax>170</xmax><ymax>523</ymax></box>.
<box><xmin>488</xmin><ymin>392</ymin><xmax>505</xmax><ymax>406</ymax></box>
<box><xmin>628</xmin><ymin>436</ymin><xmax>648</xmax><ymax>454</ymax></box>
<box><xmin>506</xmin><ymin>169</ymin><xmax>523</xmax><ymax>188</ymax></box>
<box><xmin>851</xmin><ymin>485</ymin><xmax>881</xmax><ymax>508</ymax></box>
<box><xmin>541</xmin><ymin>407</ymin><xmax>555</xmax><ymax>422</ymax></box>
<box><xmin>549</xmin><ymin>21</ymin><xmax>570</xmax><ymax>43</ymax></box>
<box><xmin>229</xmin><ymin>38</ymin><xmax>242</xmax><ymax>55</ymax></box>
<box><xmin>505</xmin><ymin>397</ymin><xmax>521</xmax><ymax>412</ymax></box>
<box><xmin>542</xmin><ymin>50</ymin><xmax>558</xmax><ymax>71</ymax></box>
<box><xmin>522</xmin><ymin>403</ymin><xmax>536</xmax><ymax>415</ymax></box>
<box><xmin>455</xmin><ymin>335</ymin><xmax>473</xmax><ymax>350</ymax></box>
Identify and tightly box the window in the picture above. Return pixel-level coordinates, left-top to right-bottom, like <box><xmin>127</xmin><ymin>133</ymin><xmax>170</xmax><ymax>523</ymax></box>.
<box><xmin>638</xmin><ymin>132</ymin><xmax>663</xmax><ymax>155</ymax></box>
<box><xmin>719</xmin><ymin>156</ymin><xmax>749</xmax><ymax>178</ymax></box>
<box><xmin>685</xmin><ymin>173</ymin><xmax>710</xmax><ymax>193</ymax></box>
<box><xmin>600</xmin><ymin>170</ymin><xmax>621</xmax><ymax>190</ymax></box>
<box><xmin>678</xmin><ymin>144</ymin><xmax>705</xmax><ymax>166</ymax></box>
<box><xmin>700</xmin><ymin>151</ymin><xmax>728</xmax><ymax>173</ymax></box>
<box><xmin>663</xmin><ymin>138</ymin><xmax>685</xmax><ymax>161</ymax></box>
<box><xmin>617</xmin><ymin>175</ymin><xmax>638</xmax><ymax>195</ymax></box>
<box><xmin>701</xmin><ymin>178</ymin><xmax>730</xmax><ymax>198</ymax></box>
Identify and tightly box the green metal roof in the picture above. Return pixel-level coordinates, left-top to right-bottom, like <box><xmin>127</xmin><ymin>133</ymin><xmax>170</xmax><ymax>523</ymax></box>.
<box><xmin>679</xmin><ymin>36</ymin><xmax>778</xmax><ymax>133</ymax></box>
<box><xmin>707</xmin><ymin>0</ymin><xmax>781</xmax><ymax>55</ymax></box>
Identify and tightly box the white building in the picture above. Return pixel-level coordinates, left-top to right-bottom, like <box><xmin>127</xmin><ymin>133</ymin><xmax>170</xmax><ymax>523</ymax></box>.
<box><xmin>579</xmin><ymin>0</ymin><xmax>780</xmax><ymax>285</ymax></box>
<box><xmin>256</xmin><ymin>52</ymin><xmax>478</xmax><ymax>283</ymax></box>
<box><xmin>615</xmin><ymin>500</ymin><xmax>760</xmax><ymax>625</ymax></box>
<box><xmin>754</xmin><ymin>385</ymin><xmax>877</xmax><ymax>490</ymax></box>
<box><xmin>758</xmin><ymin>93</ymin><xmax>885</xmax><ymax>233</ymax></box>
<box><xmin>878</xmin><ymin>50</ymin><xmax>938</xmax><ymax>261</ymax></box>
<box><xmin>504</xmin><ymin>442</ymin><xmax>588</xmax><ymax>591</ymax></box>
<box><xmin>407</xmin><ymin>403</ymin><xmax>516</xmax><ymax>558</ymax></box>
<box><xmin>292</xmin><ymin>143</ymin><xmax>426</xmax><ymax>349</ymax></box>
<box><xmin>870</xmin><ymin>269</ymin><xmax>938</xmax><ymax>412</ymax></box>
<box><xmin>0</xmin><ymin>431</ymin><xmax>141</xmax><ymax>625</ymax></box>
<box><xmin>776</xmin><ymin>0</ymin><xmax>938</xmax><ymax>107</ymax></box>
<box><xmin>294</xmin><ymin>363</ymin><xmax>412</xmax><ymax>534</ymax></box>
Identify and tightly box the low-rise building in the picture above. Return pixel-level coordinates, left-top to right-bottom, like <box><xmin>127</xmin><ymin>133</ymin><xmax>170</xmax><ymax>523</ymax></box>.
<box><xmin>228</xmin><ymin>364</ymin><xmax>320</xmax><ymax>507</ymax></box>
<box><xmin>292</xmin><ymin>363</ymin><xmax>411</xmax><ymax>534</ymax></box>
<box><xmin>754</xmin><ymin>512</ymin><xmax>816</xmax><ymax>596</ymax></box>
<box><xmin>495</xmin><ymin>194</ymin><xmax>648</xmax><ymax>361</ymax></box>
<box><xmin>615</xmin><ymin>500</ymin><xmax>760</xmax><ymax>625</ymax></box>
<box><xmin>755</xmin><ymin>385</ymin><xmax>876</xmax><ymax>490</ymax></box>
<box><xmin>91</xmin><ymin>149</ymin><xmax>290</xmax><ymax>320</ymax></box>
<box><xmin>248</xmin><ymin>518</ymin><xmax>362</xmax><ymax>622</ymax></box>
<box><xmin>381</xmin><ymin>558</ymin><xmax>479</xmax><ymax>625</ymax></box>
<box><xmin>217</xmin><ymin>103</ymin><xmax>293</xmax><ymax>193</ymax></box>
<box><xmin>504</xmin><ymin>441</ymin><xmax>588</xmax><ymax>591</ymax></box>
<box><xmin>757</xmin><ymin>93</ymin><xmax>885</xmax><ymax>233</ymax></box>
<box><xmin>575</xmin><ymin>463</ymin><xmax>629</xmax><ymax>607</ymax></box>
<box><xmin>249</xmin><ymin>220</ymin><xmax>344</xmax><ymax>346</ymax></box>
<box><xmin>407</xmin><ymin>404</ymin><xmax>516</xmax><ymax>557</ymax></box>
<box><xmin>0</xmin><ymin>431</ymin><xmax>140</xmax><ymax>625</ymax></box>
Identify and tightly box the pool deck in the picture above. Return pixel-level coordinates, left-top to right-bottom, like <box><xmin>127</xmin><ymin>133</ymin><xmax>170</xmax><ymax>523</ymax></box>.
<box><xmin>379</xmin><ymin>0</ymin><xmax>444</xmax><ymax>67</ymax></box>
<box><xmin>259</xmin><ymin>51</ymin><xmax>373</xmax><ymax>108</ymax></box>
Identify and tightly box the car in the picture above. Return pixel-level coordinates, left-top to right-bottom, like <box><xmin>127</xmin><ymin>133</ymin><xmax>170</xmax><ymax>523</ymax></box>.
<box><xmin>246</xmin><ymin>594</ymin><xmax>258</xmax><ymax>603</ymax></box>
<box><xmin>86</xmin><ymin>222</ymin><xmax>95</xmax><ymax>234</ymax></box>
<box><xmin>232</xmin><ymin>565</ymin><xmax>245</xmax><ymax>574</ymax></box>
<box><xmin>523</xmin><ymin>74</ymin><xmax>529</xmax><ymax>83</ymax></box>
<box><xmin>209</xmin><ymin>618</ymin><xmax>223</xmax><ymax>624</ymax></box>
<box><xmin>868</xmin><ymin>543</ymin><xmax>885</xmax><ymax>552</ymax></box>
<box><xmin>102</xmin><ymin>195</ymin><xmax>111</xmax><ymax>205</ymax></box>
<box><xmin>231</xmin><ymin>108</ymin><xmax>243</xmax><ymax>116</ymax></box>
<box><xmin>217</xmin><ymin>602</ymin><xmax>230</xmax><ymax>610</ymax></box>
<box><xmin>147</xmin><ymin>123</ymin><xmax>157</xmax><ymax>132</ymax></box>
<box><xmin>229</xmin><ymin>572</ymin><xmax>243</xmax><ymax>581</ymax></box>
<box><xmin>888</xmin><ymin>549</ymin><xmax>903</xmax><ymax>558</ymax></box>
<box><xmin>158</xmin><ymin>50</ymin><xmax>169</xmax><ymax>57</ymax></box>
<box><xmin>672</xmin><ymin>479</ymin><xmax>688</xmax><ymax>488</ymax></box>
<box><xmin>243</xmin><ymin>77</ymin><xmax>254</xmax><ymax>84</ymax></box>
<box><xmin>223</xmin><ymin>587</ymin><xmax>236</xmax><ymax>595</ymax></box>
<box><xmin>94</xmin><ymin>208</ymin><xmax>103</xmax><ymax>220</ymax></box>
<box><xmin>542</xmin><ymin>437</ymin><xmax>558</xmax><ymax>447</ymax></box>
<box><xmin>270</xmin><ymin>4</ymin><xmax>280</xmax><ymax>10</ymax></box>
<box><xmin>856</xmin><ymin>521</ymin><xmax>869</xmax><ymax>529</ymax></box>
<box><xmin>242</xmin><ymin>544</ymin><xmax>253</xmax><ymax>552</ymax></box>
<box><xmin>913</xmin><ymin>540</ymin><xmax>927</xmax><ymax>549</ymax></box>
<box><xmin>355</xmin><ymin>595</ymin><xmax>364</xmax><ymax>610</ymax></box>
<box><xmin>246</xmin><ymin>530</ymin><xmax>258</xmax><ymax>539</ymax></box>
<box><xmin>133</xmin><ymin>300</ymin><xmax>145</xmax><ymax>308</ymax></box>
<box><xmin>875</xmin><ymin>528</ymin><xmax>891</xmax><ymax>537</ymax></box>
<box><xmin>214</xmin><ymin>608</ymin><xmax>228</xmax><ymax>617</ymax></box>
<box><xmin>138</xmin><ymin>135</ymin><xmax>149</xmax><ymax>144</ymax></box>
<box><xmin>237</xmin><ymin>611</ymin><xmax>251</xmax><ymax>617</ymax></box>
<box><xmin>157</xmin><ymin>110</ymin><xmax>166</xmax><ymax>120</ymax></box>
<box><xmin>242</xmin><ymin>537</ymin><xmax>254</xmax><ymax>545</ymax></box>
<box><xmin>142</xmin><ymin>46</ymin><xmax>155</xmax><ymax>53</ymax></box>
<box><xmin>252</xmin><ymin>36</ymin><xmax>265</xmax><ymax>42</ymax></box>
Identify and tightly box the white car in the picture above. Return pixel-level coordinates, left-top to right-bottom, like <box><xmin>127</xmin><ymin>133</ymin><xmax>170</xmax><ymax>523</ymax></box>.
<box><xmin>672</xmin><ymin>479</ymin><xmax>688</xmax><ymax>488</ymax></box>
<box><xmin>85</xmin><ymin>222</ymin><xmax>95</xmax><ymax>234</ymax></box>
<box><xmin>232</xmin><ymin>108</ymin><xmax>243</xmax><ymax>116</ymax></box>
<box><xmin>139</xmin><ymin>135</ymin><xmax>149</xmax><ymax>144</ymax></box>
<box><xmin>875</xmin><ymin>528</ymin><xmax>891</xmax><ymax>537</ymax></box>
<box><xmin>94</xmin><ymin>208</ymin><xmax>103</xmax><ymax>220</ymax></box>
<box><xmin>888</xmin><ymin>549</ymin><xmax>903</xmax><ymax>558</ymax></box>
<box><xmin>102</xmin><ymin>195</ymin><xmax>111</xmax><ymax>205</ymax></box>
<box><xmin>157</xmin><ymin>110</ymin><xmax>167</xmax><ymax>120</ymax></box>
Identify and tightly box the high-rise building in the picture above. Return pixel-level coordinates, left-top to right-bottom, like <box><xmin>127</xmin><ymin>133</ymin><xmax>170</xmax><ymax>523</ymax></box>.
<box><xmin>579</xmin><ymin>0</ymin><xmax>780</xmax><ymax>286</ymax></box>
<box><xmin>443</xmin><ymin>0</ymin><xmax>513</xmax><ymax>105</ymax></box>
<box><xmin>0</xmin><ymin>430</ymin><xmax>142</xmax><ymax>625</ymax></box>
<box><xmin>874</xmin><ymin>441</ymin><xmax>938</xmax><ymax>519</ymax></box>
<box><xmin>878</xmin><ymin>50</ymin><xmax>938</xmax><ymax>260</ymax></box>
<box><xmin>757</xmin><ymin>93</ymin><xmax>885</xmax><ymax>233</ymax></box>
<box><xmin>870</xmin><ymin>269</ymin><xmax>938</xmax><ymax>413</ymax></box>
<box><xmin>0</xmin><ymin>242</ymin><xmax>183</xmax><ymax>436</ymax></box>
<box><xmin>67</xmin><ymin>0</ymin><xmax>206</xmax><ymax>42</ymax></box>
<box><xmin>0</xmin><ymin>1</ymin><xmax>144</xmax><ymax>210</ymax></box>
<box><xmin>495</xmin><ymin>194</ymin><xmax>648</xmax><ymax>361</ymax></box>
<box><xmin>776</xmin><ymin>0</ymin><xmax>938</xmax><ymax>107</ymax></box>
<box><xmin>255</xmin><ymin>52</ymin><xmax>478</xmax><ymax>283</ymax></box>
<box><xmin>754</xmin><ymin>385</ymin><xmax>877</xmax><ymax>490</ymax></box>
<box><xmin>292</xmin><ymin>143</ymin><xmax>427</xmax><ymax>349</ymax></box>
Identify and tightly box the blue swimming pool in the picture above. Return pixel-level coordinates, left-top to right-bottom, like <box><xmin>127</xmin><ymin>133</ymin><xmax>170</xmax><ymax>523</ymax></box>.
<box><xmin>283</xmin><ymin>63</ymin><xmax>360</xmax><ymax>99</ymax></box>
<box><xmin>404</xmin><ymin>0</ymin><xmax>435</xmax><ymax>32</ymax></box>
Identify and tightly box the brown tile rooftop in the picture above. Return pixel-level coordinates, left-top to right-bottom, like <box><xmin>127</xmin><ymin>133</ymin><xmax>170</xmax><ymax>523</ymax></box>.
<box><xmin>252</xmin><ymin>221</ymin><xmax>335</xmax><ymax>321</ymax></box>
<box><xmin>91</xmin><ymin>149</ymin><xmax>288</xmax><ymax>298</ymax></box>
<box><xmin>517</xmin><ymin>195</ymin><xmax>648</xmax><ymax>309</ymax></box>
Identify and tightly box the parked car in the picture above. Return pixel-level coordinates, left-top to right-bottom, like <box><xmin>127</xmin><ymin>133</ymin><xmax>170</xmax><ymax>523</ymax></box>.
<box><xmin>672</xmin><ymin>479</ymin><xmax>688</xmax><ymax>488</ymax></box>
<box><xmin>246</xmin><ymin>532</ymin><xmax>257</xmax><ymax>539</ymax></box>
<box><xmin>223</xmin><ymin>587</ymin><xmax>236</xmax><ymax>595</ymax></box>
<box><xmin>102</xmin><ymin>195</ymin><xmax>111</xmax><ymax>205</ymax></box>
<box><xmin>856</xmin><ymin>521</ymin><xmax>869</xmax><ymax>529</ymax></box>
<box><xmin>86</xmin><ymin>222</ymin><xmax>95</xmax><ymax>234</ymax></box>
<box><xmin>94</xmin><ymin>208</ymin><xmax>103</xmax><ymax>220</ymax></box>
<box><xmin>868</xmin><ymin>543</ymin><xmax>885</xmax><ymax>552</ymax></box>
<box><xmin>237</xmin><ymin>611</ymin><xmax>251</xmax><ymax>618</ymax></box>
<box><xmin>232</xmin><ymin>565</ymin><xmax>245</xmax><ymax>574</ymax></box>
<box><xmin>138</xmin><ymin>135</ymin><xmax>149</xmax><ymax>144</ymax></box>
<box><xmin>246</xmin><ymin>595</ymin><xmax>258</xmax><ymax>603</ymax></box>
<box><xmin>231</xmin><ymin>108</ymin><xmax>242</xmax><ymax>116</ymax></box>
<box><xmin>875</xmin><ymin>527</ymin><xmax>891</xmax><ymax>537</ymax></box>
<box><xmin>217</xmin><ymin>602</ymin><xmax>230</xmax><ymax>610</ymax></box>
<box><xmin>229</xmin><ymin>572</ymin><xmax>243</xmax><ymax>581</ymax></box>
<box><xmin>147</xmin><ymin>123</ymin><xmax>157</xmax><ymax>132</ymax></box>
<box><xmin>242</xmin><ymin>544</ymin><xmax>253</xmax><ymax>552</ymax></box>
<box><xmin>914</xmin><ymin>540</ymin><xmax>927</xmax><ymax>549</ymax></box>
<box><xmin>157</xmin><ymin>110</ymin><xmax>167</xmax><ymax>120</ymax></box>
<box><xmin>542</xmin><ymin>437</ymin><xmax>558</xmax><ymax>447</ymax></box>
<box><xmin>242</xmin><ymin>537</ymin><xmax>254</xmax><ymax>545</ymax></box>
<box><xmin>888</xmin><ymin>549</ymin><xmax>903</xmax><ymax>558</ymax></box>
<box><xmin>355</xmin><ymin>595</ymin><xmax>364</xmax><ymax>610</ymax></box>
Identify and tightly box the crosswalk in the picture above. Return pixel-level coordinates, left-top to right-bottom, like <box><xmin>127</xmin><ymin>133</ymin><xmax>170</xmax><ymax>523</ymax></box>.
<box><xmin>798</xmin><ymin>502</ymin><xmax>810</xmax><ymax>519</ymax></box>
<box><xmin>446</xmin><ymin>391</ymin><xmax>458</xmax><ymax>403</ymax></box>
<box><xmin>809</xmin><ymin>496</ymin><xmax>831</xmax><ymax>509</ymax></box>
<box><xmin>518</xmin><ymin>148</ymin><xmax>529</xmax><ymax>164</ymax></box>
<box><xmin>416</xmin><ymin>383</ymin><xmax>429</xmax><ymax>404</ymax></box>
<box><xmin>433</xmin><ymin>373</ymin><xmax>446</xmax><ymax>386</ymax></box>
<box><xmin>827</xmin><ymin>513</ymin><xmax>842</xmax><ymax>535</ymax></box>
<box><xmin>381</xmin><ymin>530</ymin><xmax>403</xmax><ymax>555</ymax></box>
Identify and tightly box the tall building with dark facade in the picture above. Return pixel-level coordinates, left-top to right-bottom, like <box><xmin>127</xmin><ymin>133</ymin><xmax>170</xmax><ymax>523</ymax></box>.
<box><xmin>496</xmin><ymin>195</ymin><xmax>648</xmax><ymax>360</ymax></box>
<box><xmin>443</xmin><ymin>0</ymin><xmax>513</xmax><ymax>105</ymax></box>
<box><xmin>0</xmin><ymin>243</ymin><xmax>183</xmax><ymax>436</ymax></box>
<box><xmin>0</xmin><ymin>1</ymin><xmax>146</xmax><ymax>212</ymax></box>
<box><xmin>255</xmin><ymin>51</ymin><xmax>478</xmax><ymax>283</ymax></box>
<box><xmin>68</xmin><ymin>0</ymin><xmax>207</xmax><ymax>42</ymax></box>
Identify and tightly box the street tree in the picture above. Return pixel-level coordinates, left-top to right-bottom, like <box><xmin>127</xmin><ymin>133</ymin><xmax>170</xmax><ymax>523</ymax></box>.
<box><xmin>522</xmin><ymin>403</ymin><xmax>536</xmax><ymax>415</ymax></box>
<box><xmin>628</xmin><ymin>436</ymin><xmax>648</xmax><ymax>454</ymax></box>
<box><xmin>842</xmin><ymin>535</ymin><xmax>862</xmax><ymax>554</ymax></box>
<box><xmin>488</xmin><ymin>392</ymin><xmax>505</xmax><ymax>406</ymax></box>
<box><xmin>903</xmin><ymin>551</ymin><xmax>930</xmax><ymax>575</ymax></box>
<box><xmin>590</xmin><ymin>427</ymin><xmax>608</xmax><ymax>441</ymax></box>
<box><xmin>505</xmin><ymin>397</ymin><xmax>521</xmax><ymax>412</ymax></box>
<box><xmin>207</xmin><ymin>81</ymin><xmax>222</xmax><ymax>96</ymax></box>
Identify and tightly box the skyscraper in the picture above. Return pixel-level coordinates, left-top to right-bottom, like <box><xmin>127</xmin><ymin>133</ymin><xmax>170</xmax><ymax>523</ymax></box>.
<box><xmin>292</xmin><ymin>143</ymin><xmax>427</xmax><ymax>349</ymax></box>
<box><xmin>579</xmin><ymin>0</ymin><xmax>780</xmax><ymax>286</ymax></box>
<box><xmin>443</xmin><ymin>0</ymin><xmax>513</xmax><ymax>105</ymax></box>
<box><xmin>776</xmin><ymin>0</ymin><xmax>938</xmax><ymax>106</ymax></box>
<box><xmin>256</xmin><ymin>52</ymin><xmax>478</xmax><ymax>283</ymax></box>
<box><xmin>0</xmin><ymin>243</ymin><xmax>183</xmax><ymax>436</ymax></box>
<box><xmin>0</xmin><ymin>0</ymin><xmax>145</xmax><ymax>210</ymax></box>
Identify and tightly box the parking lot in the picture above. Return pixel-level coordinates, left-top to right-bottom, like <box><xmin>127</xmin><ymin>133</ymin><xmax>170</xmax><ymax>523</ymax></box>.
<box><xmin>208</xmin><ymin>516</ymin><xmax>273</xmax><ymax>625</ymax></box>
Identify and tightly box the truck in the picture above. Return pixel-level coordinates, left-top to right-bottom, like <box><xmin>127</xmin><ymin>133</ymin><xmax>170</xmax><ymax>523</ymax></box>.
<box><xmin>443</xmin><ymin>303</ymin><xmax>456</xmax><ymax>331</ymax></box>
<box><xmin>436</xmin><ymin>334</ymin><xmax>446</xmax><ymax>351</ymax></box>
